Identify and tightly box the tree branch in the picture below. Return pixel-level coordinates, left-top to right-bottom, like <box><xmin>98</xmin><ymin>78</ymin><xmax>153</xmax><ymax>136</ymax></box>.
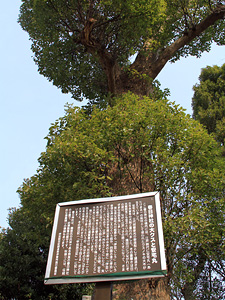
<box><xmin>133</xmin><ymin>5</ymin><xmax>225</xmax><ymax>80</ymax></box>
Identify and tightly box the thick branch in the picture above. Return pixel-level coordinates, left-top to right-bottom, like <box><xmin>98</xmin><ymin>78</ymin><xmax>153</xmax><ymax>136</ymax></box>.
<box><xmin>133</xmin><ymin>5</ymin><xmax>225</xmax><ymax>80</ymax></box>
<box><xmin>80</xmin><ymin>18</ymin><xmax>121</xmax><ymax>97</ymax></box>
<box><xmin>80</xmin><ymin>5</ymin><xmax>225</xmax><ymax>98</ymax></box>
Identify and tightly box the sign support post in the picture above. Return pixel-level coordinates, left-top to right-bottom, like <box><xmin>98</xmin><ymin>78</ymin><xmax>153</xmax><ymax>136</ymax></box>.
<box><xmin>94</xmin><ymin>282</ymin><xmax>112</xmax><ymax>300</ymax></box>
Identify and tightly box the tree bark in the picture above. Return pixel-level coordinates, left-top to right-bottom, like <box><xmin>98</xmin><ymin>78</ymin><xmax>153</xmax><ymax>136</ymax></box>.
<box><xmin>113</xmin><ymin>277</ymin><xmax>170</xmax><ymax>300</ymax></box>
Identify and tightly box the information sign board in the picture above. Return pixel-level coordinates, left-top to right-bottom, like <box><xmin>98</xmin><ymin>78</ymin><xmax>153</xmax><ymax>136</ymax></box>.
<box><xmin>45</xmin><ymin>192</ymin><xmax>167</xmax><ymax>284</ymax></box>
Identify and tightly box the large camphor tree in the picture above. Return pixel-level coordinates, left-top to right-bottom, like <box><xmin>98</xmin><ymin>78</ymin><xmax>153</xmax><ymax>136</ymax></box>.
<box><xmin>14</xmin><ymin>0</ymin><xmax>225</xmax><ymax>299</ymax></box>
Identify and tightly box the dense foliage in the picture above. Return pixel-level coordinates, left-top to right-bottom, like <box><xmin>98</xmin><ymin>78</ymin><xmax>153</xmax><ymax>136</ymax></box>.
<box><xmin>19</xmin><ymin>0</ymin><xmax>225</xmax><ymax>102</ymax></box>
<box><xmin>1</xmin><ymin>94</ymin><xmax>224</xmax><ymax>299</ymax></box>
<box><xmin>192</xmin><ymin>63</ymin><xmax>225</xmax><ymax>147</ymax></box>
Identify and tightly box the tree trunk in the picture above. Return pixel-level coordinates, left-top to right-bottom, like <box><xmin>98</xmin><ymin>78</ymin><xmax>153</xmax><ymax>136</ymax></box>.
<box><xmin>115</xmin><ymin>71</ymin><xmax>153</xmax><ymax>98</ymax></box>
<box><xmin>112</xmin><ymin>277</ymin><xmax>170</xmax><ymax>300</ymax></box>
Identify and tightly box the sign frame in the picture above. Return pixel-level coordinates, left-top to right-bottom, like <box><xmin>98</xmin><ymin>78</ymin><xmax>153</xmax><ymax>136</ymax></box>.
<box><xmin>45</xmin><ymin>192</ymin><xmax>167</xmax><ymax>284</ymax></box>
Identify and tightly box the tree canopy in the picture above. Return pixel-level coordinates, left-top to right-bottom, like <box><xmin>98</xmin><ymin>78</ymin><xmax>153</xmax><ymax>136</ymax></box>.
<box><xmin>19</xmin><ymin>0</ymin><xmax>225</xmax><ymax>102</ymax></box>
<box><xmin>192</xmin><ymin>63</ymin><xmax>225</xmax><ymax>147</ymax></box>
<box><xmin>1</xmin><ymin>94</ymin><xmax>224</xmax><ymax>299</ymax></box>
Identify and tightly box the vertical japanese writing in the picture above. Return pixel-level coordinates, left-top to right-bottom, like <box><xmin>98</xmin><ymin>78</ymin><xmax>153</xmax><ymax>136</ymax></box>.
<box><xmin>52</xmin><ymin>197</ymin><xmax>160</xmax><ymax>278</ymax></box>
<box><xmin>148</xmin><ymin>205</ymin><xmax>158</xmax><ymax>264</ymax></box>
<box><xmin>60</xmin><ymin>208</ymin><xmax>74</xmax><ymax>276</ymax></box>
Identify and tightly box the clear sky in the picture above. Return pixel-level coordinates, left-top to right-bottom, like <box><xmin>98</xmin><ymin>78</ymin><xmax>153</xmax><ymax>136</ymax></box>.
<box><xmin>0</xmin><ymin>1</ymin><xmax>224</xmax><ymax>229</ymax></box>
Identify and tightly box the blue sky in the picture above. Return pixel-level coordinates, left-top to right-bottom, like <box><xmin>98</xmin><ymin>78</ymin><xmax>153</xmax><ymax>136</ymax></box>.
<box><xmin>0</xmin><ymin>1</ymin><xmax>224</xmax><ymax>229</ymax></box>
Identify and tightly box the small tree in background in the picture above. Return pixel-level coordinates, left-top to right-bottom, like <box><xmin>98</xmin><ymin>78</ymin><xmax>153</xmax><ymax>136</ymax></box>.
<box><xmin>0</xmin><ymin>207</ymin><xmax>92</xmax><ymax>300</ymax></box>
<box><xmin>192</xmin><ymin>63</ymin><xmax>225</xmax><ymax>150</ymax></box>
<box><xmin>190</xmin><ymin>63</ymin><xmax>225</xmax><ymax>299</ymax></box>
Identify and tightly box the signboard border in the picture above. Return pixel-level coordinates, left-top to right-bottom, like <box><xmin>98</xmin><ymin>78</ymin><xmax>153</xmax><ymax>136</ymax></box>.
<box><xmin>45</xmin><ymin>192</ymin><xmax>167</xmax><ymax>284</ymax></box>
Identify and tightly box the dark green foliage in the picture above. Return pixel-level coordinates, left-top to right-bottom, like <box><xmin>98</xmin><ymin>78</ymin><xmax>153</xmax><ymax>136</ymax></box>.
<box><xmin>0</xmin><ymin>209</ymin><xmax>92</xmax><ymax>300</ymax></box>
<box><xmin>0</xmin><ymin>209</ymin><xmax>51</xmax><ymax>300</ymax></box>
<box><xmin>192</xmin><ymin>63</ymin><xmax>225</xmax><ymax>146</ymax></box>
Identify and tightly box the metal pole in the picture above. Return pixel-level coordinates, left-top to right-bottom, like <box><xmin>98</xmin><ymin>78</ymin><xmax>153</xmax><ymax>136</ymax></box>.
<box><xmin>93</xmin><ymin>282</ymin><xmax>112</xmax><ymax>300</ymax></box>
